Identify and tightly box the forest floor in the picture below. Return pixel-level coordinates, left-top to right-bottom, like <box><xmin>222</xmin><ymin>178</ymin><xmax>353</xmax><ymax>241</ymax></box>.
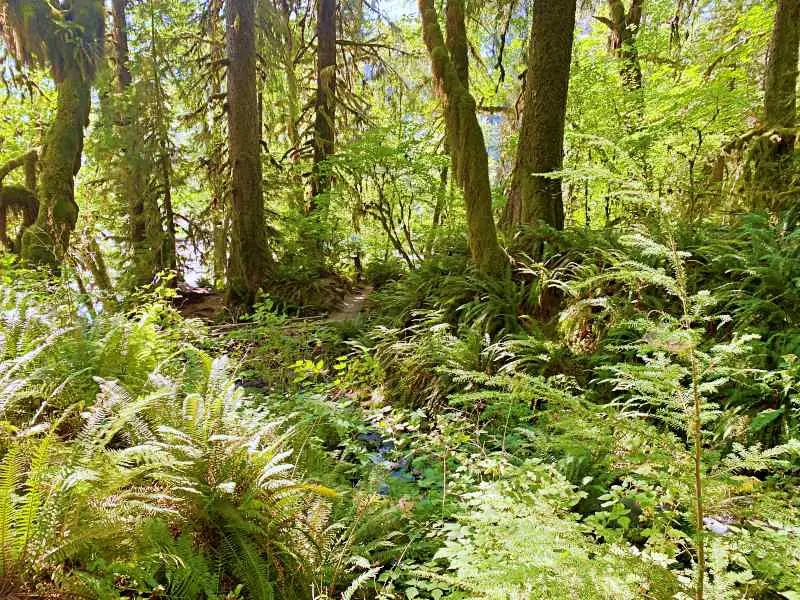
<box><xmin>175</xmin><ymin>284</ymin><xmax>226</xmax><ymax>320</ymax></box>
<box><xmin>328</xmin><ymin>285</ymin><xmax>373</xmax><ymax>321</ymax></box>
<box><xmin>175</xmin><ymin>284</ymin><xmax>374</xmax><ymax>322</ymax></box>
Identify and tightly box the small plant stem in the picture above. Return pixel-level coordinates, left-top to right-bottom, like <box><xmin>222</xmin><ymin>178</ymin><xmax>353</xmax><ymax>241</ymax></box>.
<box><xmin>669</xmin><ymin>234</ymin><xmax>705</xmax><ymax>600</ymax></box>
<box><xmin>442</xmin><ymin>446</ymin><xmax>448</xmax><ymax>519</ymax></box>
<box><xmin>689</xmin><ymin>348</ymin><xmax>705</xmax><ymax>600</ymax></box>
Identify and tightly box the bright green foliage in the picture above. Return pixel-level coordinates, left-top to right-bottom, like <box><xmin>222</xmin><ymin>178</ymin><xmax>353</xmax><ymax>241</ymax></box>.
<box><xmin>432</xmin><ymin>461</ymin><xmax>679</xmax><ymax>599</ymax></box>
<box><xmin>0</xmin><ymin>276</ymin><xmax>345</xmax><ymax>598</ymax></box>
<box><xmin>1</xmin><ymin>0</ymin><xmax>800</xmax><ymax>597</ymax></box>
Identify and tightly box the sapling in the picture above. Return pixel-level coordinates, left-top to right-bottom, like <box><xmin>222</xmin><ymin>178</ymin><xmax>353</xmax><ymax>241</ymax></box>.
<box><xmin>668</xmin><ymin>236</ymin><xmax>705</xmax><ymax>600</ymax></box>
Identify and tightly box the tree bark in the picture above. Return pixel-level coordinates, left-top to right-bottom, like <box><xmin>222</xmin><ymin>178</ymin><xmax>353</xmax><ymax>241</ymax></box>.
<box><xmin>425</xmin><ymin>164</ymin><xmax>448</xmax><ymax>257</ymax></box>
<box><xmin>502</xmin><ymin>0</ymin><xmax>576</xmax><ymax>231</ymax></box>
<box><xmin>225</xmin><ymin>0</ymin><xmax>270</xmax><ymax>307</ymax></box>
<box><xmin>20</xmin><ymin>71</ymin><xmax>91</xmax><ymax>265</ymax></box>
<box><xmin>764</xmin><ymin>0</ymin><xmax>799</xmax><ymax>136</ymax></box>
<box><xmin>112</xmin><ymin>0</ymin><xmax>168</xmax><ymax>286</ymax></box>
<box><xmin>418</xmin><ymin>0</ymin><xmax>506</xmax><ymax>275</ymax></box>
<box><xmin>148</xmin><ymin>0</ymin><xmax>178</xmax><ymax>277</ymax></box>
<box><xmin>213</xmin><ymin>201</ymin><xmax>229</xmax><ymax>288</ymax></box>
<box><xmin>601</xmin><ymin>0</ymin><xmax>643</xmax><ymax>92</ymax></box>
<box><xmin>595</xmin><ymin>0</ymin><xmax>650</xmax><ymax>180</ymax></box>
<box><xmin>750</xmin><ymin>0</ymin><xmax>800</xmax><ymax>210</ymax></box>
<box><xmin>281</xmin><ymin>0</ymin><xmax>301</xmax><ymax>151</ymax></box>
<box><xmin>311</xmin><ymin>0</ymin><xmax>337</xmax><ymax>199</ymax></box>
<box><xmin>0</xmin><ymin>152</ymin><xmax>38</xmax><ymax>253</ymax></box>
<box><xmin>111</xmin><ymin>0</ymin><xmax>132</xmax><ymax>91</ymax></box>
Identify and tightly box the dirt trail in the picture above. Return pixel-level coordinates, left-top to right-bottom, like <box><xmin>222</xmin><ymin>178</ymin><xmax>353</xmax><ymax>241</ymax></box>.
<box><xmin>328</xmin><ymin>285</ymin><xmax>373</xmax><ymax>321</ymax></box>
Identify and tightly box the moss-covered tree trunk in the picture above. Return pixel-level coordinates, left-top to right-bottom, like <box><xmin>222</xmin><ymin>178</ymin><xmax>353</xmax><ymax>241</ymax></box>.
<box><xmin>501</xmin><ymin>0</ymin><xmax>576</xmax><ymax>231</ymax></box>
<box><xmin>112</xmin><ymin>0</ymin><xmax>168</xmax><ymax>286</ymax></box>
<box><xmin>595</xmin><ymin>0</ymin><xmax>649</xmax><ymax>181</ymax></box>
<box><xmin>424</xmin><ymin>164</ymin><xmax>449</xmax><ymax>257</ymax></box>
<box><xmin>20</xmin><ymin>71</ymin><xmax>90</xmax><ymax>266</ymax></box>
<box><xmin>764</xmin><ymin>0</ymin><xmax>799</xmax><ymax>149</ymax></box>
<box><xmin>17</xmin><ymin>0</ymin><xmax>103</xmax><ymax>267</ymax></box>
<box><xmin>300</xmin><ymin>0</ymin><xmax>337</xmax><ymax>273</ymax></box>
<box><xmin>281</xmin><ymin>0</ymin><xmax>301</xmax><ymax>152</ymax></box>
<box><xmin>749</xmin><ymin>0</ymin><xmax>800</xmax><ymax>210</ymax></box>
<box><xmin>0</xmin><ymin>151</ymin><xmax>37</xmax><ymax>253</ymax></box>
<box><xmin>311</xmin><ymin>0</ymin><xmax>336</xmax><ymax>200</ymax></box>
<box><xmin>419</xmin><ymin>0</ymin><xmax>506</xmax><ymax>275</ymax></box>
<box><xmin>599</xmin><ymin>0</ymin><xmax>643</xmax><ymax>92</ymax></box>
<box><xmin>225</xmin><ymin>0</ymin><xmax>270</xmax><ymax>307</ymax></box>
<box><xmin>147</xmin><ymin>0</ymin><xmax>178</xmax><ymax>277</ymax></box>
<box><xmin>213</xmin><ymin>201</ymin><xmax>229</xmax><ymax>288</ymax></box>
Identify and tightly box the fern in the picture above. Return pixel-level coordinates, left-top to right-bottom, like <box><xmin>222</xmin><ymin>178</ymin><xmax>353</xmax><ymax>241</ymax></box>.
<box><xmin>431</xmin><ymin>460</ymin><xmax>679</xmax><ymax>599</ymax></box>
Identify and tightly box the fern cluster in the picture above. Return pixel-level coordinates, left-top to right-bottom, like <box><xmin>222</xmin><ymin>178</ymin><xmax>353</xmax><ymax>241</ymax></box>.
<box><xmin>355</xmin><ymin>220</ymin><xmax>800</xmax><ymax>599</ymax></box>
<box><xmin>0</xmin><ymin>280</ymin><xmax>344</xmax><ymax>599</ymax></box>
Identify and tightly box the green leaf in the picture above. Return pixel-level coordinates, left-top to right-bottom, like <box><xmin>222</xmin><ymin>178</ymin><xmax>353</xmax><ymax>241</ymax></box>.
<box><xmin>749</xmin><ymin>408</ymin><xmax>784</xmax><ymax>432</ymax></box>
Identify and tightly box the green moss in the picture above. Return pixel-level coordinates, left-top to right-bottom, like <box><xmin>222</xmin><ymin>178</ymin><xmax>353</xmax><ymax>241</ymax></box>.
<box><xmin>21</xmin><ymin>71</ymin><xmax>90</xmax><ymax>266</ymax></box>
<box><xmin>418</xmin><ymin>0</ymin><xmax>506</xmax><ymax>277</ymax></box>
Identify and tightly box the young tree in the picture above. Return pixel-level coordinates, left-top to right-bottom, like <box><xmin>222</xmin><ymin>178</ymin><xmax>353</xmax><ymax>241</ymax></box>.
<box><xmin>279</xmin><ymin>0</ymin><xmax>301</xmax><ymax>152</ymax></box>
<box><xmin>501</xmin><ymin>0</ymin><xmax>577</xmax><ymax>231</ymax></box>
<box><xmin>1</xmin><ymin>0</ymin><xmax>104</xmax><ymax>266</ymax></box>
<box><xmin>225</xmin><ymin>0</ymin><xmax>271</xmax><ymax>307</ymax></box>
<box><xmin>418</xmin><ymin>0</ymin><xmax>505</xmax><ymax>275</ymax></box>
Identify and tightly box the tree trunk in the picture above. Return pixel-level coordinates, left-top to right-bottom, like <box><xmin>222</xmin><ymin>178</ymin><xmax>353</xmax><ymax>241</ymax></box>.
<box><xmin>425</xmin><ymin>164</ymin><xmax>448</xmax><ymax>257</ymax></box>
<box><xmin>750</xmin><ymin>0</ymin><xmax>800</xmax><ymax>211</ymax></box>
<box><xmin>81</xmin><ymin>232</ymin><xmax>113</xmax><ymax>292</ymax></box>
<box><xmin>595</xmin><ymin>0</ymin><xmax>650</xmax><ymax>180</ymax></box>
<box><xmin>764</xmin><ymin>0</ymin><xmax>799</xmax><ymax>138</ymax></box>
<box><xmin>502</xmin><ymin>0</ymin><xmax>576</xmax><ymax>231</ymax></box>
<box><xmin>20</xmin><ymin>71</ymin><xmax>90</xmax><ymax>266</ymax></box>
<box><xmin>311</xmin><ymin>0</ymin><xmax>336</xmax><ymax>200</ymax></box>
<box><xmin>281</xmin><ymin>0</ymin><xmax>301</xmax><ymax>151</ymax></box>
<box><xmin>225</xmin><ymin>0</ymin><xmax>270</xmax><ymax>307</ymax></box>
<box><xmin>602</xmin><ymin>0</ymin><xmax>643</xmax><ymax>92</ymax></box>
<box><xmin>0</xmin><ymin>152</ymin><xmax>38</xmax><ymax>253</ymax></box>
<box><xmin>112</xmin><ymin>0</ymin><xmax>168</xmax><ymax>286</ymax></box>
<box><xmin>17</xmin><ymin>0</ymin><xmax>103</xmax><ymax>267</ymax></box>
<box><xmin>158</xmin><ymin>153</ymin><xmax>178</xmax><ymax>273</ymax></box>
<box><xmin>111</xmin><ymin>0</ymin><xmax>132</xmax><ymax>91</ymax></box>
<box><xmin>418</xmin><ymin>0</ymin><xmax>506</xmax><ymax>275</ymax></box>
<box><xmin>213</xmin><ymin>201</ymin><xmax>229</xmax><ymax>288</ymax></box>
<box><xmin>148</xmin><ymin>0</ymin><xmax>178</xmax><ymax>278</ymax></box>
